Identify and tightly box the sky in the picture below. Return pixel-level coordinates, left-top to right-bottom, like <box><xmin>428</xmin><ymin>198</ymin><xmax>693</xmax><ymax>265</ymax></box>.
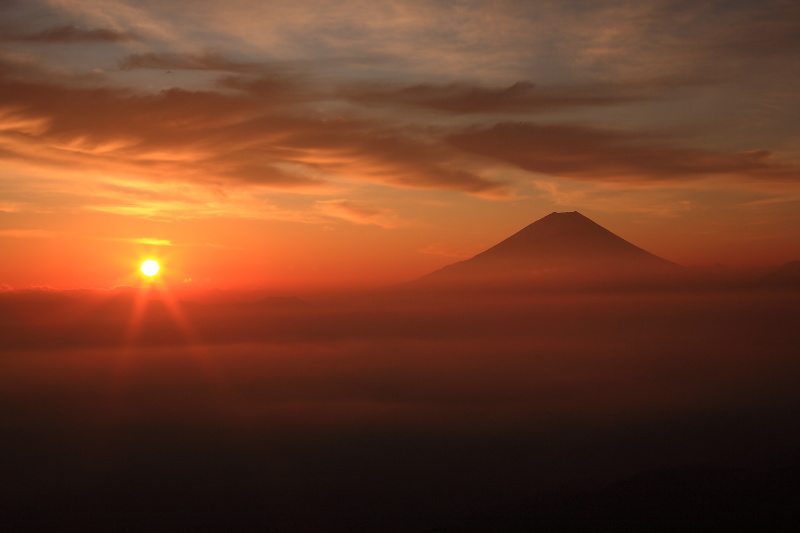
<box><xmin>1</xmin><ymin>0</ymin><xmax>799</xmax><ymax>290</ymax></box>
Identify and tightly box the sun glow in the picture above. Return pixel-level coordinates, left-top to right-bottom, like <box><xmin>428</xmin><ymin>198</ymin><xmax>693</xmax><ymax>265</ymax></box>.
<box><xmin>140</xmin><ymin>259</ymin><xmax>160</xmax><ymax>277</ymax></box>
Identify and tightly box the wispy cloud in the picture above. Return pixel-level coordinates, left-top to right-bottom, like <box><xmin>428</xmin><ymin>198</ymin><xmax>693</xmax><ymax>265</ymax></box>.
<box><xmin>0</xmin><ymin>229</ymin><xmax>61</xmax><ymax>239</ymax></box>
<box><xmin>10</xmin><ymin>25</ymin><xmax>136</xmax><ymax>43</ymax></box>
<box><xmin>119</xmin><ymin>51</ymin><xmax>269</xmax><ymax>73</ymax></box>
<box><xmin>128</xmin><ymin>237</ymin><xmax>172</xmax><ymax>246</ymax></box>
<box><xmin>316</xmin><ymin>199</ymin><xmax>400</xmax><ymax>228</ymax></box>
<box><xmin>0</xmin><ymin>202</ymin><xmax>24</xmax><ymax>213</ymax></box>
<box><xmin>739</xmin><ymin>194</ymin><xmax>800</xmax><ymax>206</ymax></box>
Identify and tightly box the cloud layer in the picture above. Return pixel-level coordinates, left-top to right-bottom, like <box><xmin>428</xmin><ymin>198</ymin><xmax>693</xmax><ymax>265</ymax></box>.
<box><xmin>0</xmin><ymin>0</ymin><xmax>799</xmax><ymax>227</ymax></box>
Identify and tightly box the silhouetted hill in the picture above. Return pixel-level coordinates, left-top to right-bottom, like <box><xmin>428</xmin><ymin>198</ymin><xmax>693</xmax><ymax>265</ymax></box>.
<box><xmin>411</xmin><ymin>211</ymin><xmax>680</xmax><ymax>290</ymax></box>
<box><xmin>757</xmin><ymin>260</ymin><xmax>800</xmax><ymax>287</ymax></box>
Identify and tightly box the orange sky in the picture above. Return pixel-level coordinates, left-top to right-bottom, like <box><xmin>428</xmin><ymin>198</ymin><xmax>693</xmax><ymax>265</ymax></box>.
<box><xmin>1</xmin><ymin>0</ymin><xmax>799</xmax><ymax>290</ymax></box>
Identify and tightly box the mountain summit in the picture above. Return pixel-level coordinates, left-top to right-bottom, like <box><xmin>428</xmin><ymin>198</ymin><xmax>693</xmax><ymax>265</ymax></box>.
<box><xmin>415</xmin><ymin>211</ymin><xmax>679</xmax><ymax>289</ymax></box>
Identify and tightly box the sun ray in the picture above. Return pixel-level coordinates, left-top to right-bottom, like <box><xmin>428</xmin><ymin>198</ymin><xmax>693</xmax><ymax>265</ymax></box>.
<box><xmin>100</xmin><ymin>254</ymin><xmax>240</xmax><ymax>424</ymax></box>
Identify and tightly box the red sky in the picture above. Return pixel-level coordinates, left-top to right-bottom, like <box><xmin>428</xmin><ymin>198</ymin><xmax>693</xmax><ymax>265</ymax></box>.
<box><xmin>1</xmin><ymin>0</ymin><xmax>799</xmax><ymax>290</ymax></box>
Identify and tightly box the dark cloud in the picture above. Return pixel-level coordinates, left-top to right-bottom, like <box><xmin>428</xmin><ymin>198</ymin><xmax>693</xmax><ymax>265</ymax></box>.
<box><xmin>11</xmin><ymin>24</ymin><xmax>136</xmax><ymax>43</ymax></box>
<box><xmin>340</xmin><ymin>79</ymin><xmax>684</xmax><ymax>114</ymax></box>
<box><xmin>703</xmin><ymin>0</ymin><xmax>800</xmax><ymax>57</ymax></box>
<box><xmin>118</xmin><ymin>51</ymin><xmax>382</xmax><ymax>74</ymax></box>
<box><xmin>0</xmin><ymin>64</ymin><xmax>506</xmax><ymax>196</ymax></box>
<box><xmin>218</xmin><ymin>74</ymin><xmax>301</xmax><ymax>94</ymax></box>
<box><xmin>269</xmin><ymin>118</ymin><xmax>509</xmax><ymax>195</ymax></box>
<box><xmin>0</xmin><ymin>75</ymin><xmax>331</xmax><ymax>191</ymax></box>
<box><xmin>2</xmin><ymin>56</ymin><xmax>796</xmax><ymax>198</ymax></box>
<box><xmin>448</xmin><ymin>122</ymin><xmax>800</xmax><ymax>182</ymax></box>
<box><xmin>2</xmin><ymin>59</ymin><xmax>796</xmax><ymax>199</ymax></box>
<box><xmin>2</xmin><ymin>26</ymin><xmax>797</xmax><ymax>206</ymax></box>
<box><xmin>119</xmin><ymin>51</ymin><xmax>265</xmax><ymax>72</ymax></box>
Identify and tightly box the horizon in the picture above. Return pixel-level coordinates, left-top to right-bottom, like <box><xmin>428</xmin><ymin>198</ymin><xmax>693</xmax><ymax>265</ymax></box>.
<box><xmin>2</xmin><ymin>209</ymin><xmax>796</xmax><ymax>293</ymax></box>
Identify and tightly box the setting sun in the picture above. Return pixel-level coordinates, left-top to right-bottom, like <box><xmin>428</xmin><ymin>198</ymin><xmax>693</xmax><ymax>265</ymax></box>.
<box><xmin>140</xmin><ymin>259</ymin><xmax>160</xmax><ymax>277</ymax></box>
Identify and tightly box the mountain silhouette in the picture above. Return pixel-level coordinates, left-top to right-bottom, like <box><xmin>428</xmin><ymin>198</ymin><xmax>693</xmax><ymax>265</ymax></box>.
<box><xmin>757</xmin><ymin>260</ymin><xmax>800</xmax><ymax>287</ymax></box>
<box><xmin>414</xmin><ymin>211</ymin><xmax>679</xmax><ymax>289</ymax></box>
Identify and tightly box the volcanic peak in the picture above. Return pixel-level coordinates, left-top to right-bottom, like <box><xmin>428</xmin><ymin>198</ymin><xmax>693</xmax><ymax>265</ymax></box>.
<box><xmin>417</xmin><ymin>210</ymin><xmax>679</xmax><ymax>288</ymax></box>
<box><xmin>470</xmin><ymin>210</ymin><xmax>669</xmax><ymax>263</ymax></box>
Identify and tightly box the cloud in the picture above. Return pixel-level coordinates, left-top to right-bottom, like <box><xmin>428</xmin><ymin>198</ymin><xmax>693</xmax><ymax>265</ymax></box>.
<box><xmin>340</xmin><ymin>78</ymin><xmax>696</xmax><ymax>114</ymax></box>
<box><xmin>0</xmin><ymin>202</ymin><xmax>23</xmax><ymax>213</ymax></box>
<box><xmin>739</xmin><ymin>194</ymin><xmax>800</xmax><ymax>207</ymax></box>
<box><xmin>83</xmin><ymin>180</ymin><xmax>323</xmax><ymax>222</ymax></box>
<box><xmin>104</xmin><ymin>236</ymin><xmax>238</xmax><ymax>248</ymax></box>
<box><xmin>0</xmin><ymin>58</ymin><xmax>509</xmax><ymax>207</ymax></box>
<box><xmin>316</xmin><ymin>199</ymin><xmax>399</xmax><ymax>228</ymax></box>
<box><xmin>2</xmin><ymin>0</ymin><xmax>799</xmax><ymax>228</ymax></box>
<box><xmin>129</xmin><ymin>237</ymin><xmax>172</xmax><ymax>246</ymax></box>
<box><xmin>448</xmin><ymin>122</ymin><xmax>800</xmax><ymax>183</ymax></box>
<box><xmin>118</xmin><ymin>52</ymin><xmax>380</xmax><ymax>78</ymax></box>
<box><xmin>10</xmin><ymin>25</ymin><xmax>136</xmax><ymax>43</ymax></box>
<box><xmin>119</xmin><ymin>51</ymin><xmax>266</xmax><ymax>72</ymax></box>
<box><xmin>0</xmin><ymin>229</ymin><xmax>61</xmax><ymax>239</ymax></box>
<box><xmin>707</xmin><ymin>1</ymin><xmax>800</xmax><ymax>57</ymax></box>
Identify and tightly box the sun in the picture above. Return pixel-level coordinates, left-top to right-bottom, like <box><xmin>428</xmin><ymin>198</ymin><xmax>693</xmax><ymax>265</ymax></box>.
<box><xmin>140</xmin><ymin>259</ymin><xmax>160</xmax><ymax>277</ymax></box>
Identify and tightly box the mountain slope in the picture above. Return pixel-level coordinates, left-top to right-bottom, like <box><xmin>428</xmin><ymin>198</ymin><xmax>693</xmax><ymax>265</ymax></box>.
<box><xmin>414</xmin><ymin>211</ymin><xmax>679</xmax><ymax>289</ymax></box>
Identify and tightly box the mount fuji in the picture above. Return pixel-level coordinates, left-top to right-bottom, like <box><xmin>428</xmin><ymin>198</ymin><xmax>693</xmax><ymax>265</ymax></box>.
<box><xmin>413</xmin><ymin>211</ymin><xmax>680</xmax><ymax>289</ymax></box>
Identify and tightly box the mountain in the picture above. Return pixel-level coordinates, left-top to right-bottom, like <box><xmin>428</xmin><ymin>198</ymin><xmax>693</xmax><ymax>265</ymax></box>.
<box><xmin>757</xmin><ymin>260</ymin><xmax>800</xmax><ymax>287</ymax></box>
<box><xmin>413</xmin><ymin>211</ymin><xmax>680</xmax><ymax>290</ymax></box>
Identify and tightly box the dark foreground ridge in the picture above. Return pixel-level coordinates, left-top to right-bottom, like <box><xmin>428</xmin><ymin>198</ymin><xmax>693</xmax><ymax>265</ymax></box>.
<box><xmin>411</xmin><ymin>211</ymin><xmax>680</xmax><ymax>290</ymax></box>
